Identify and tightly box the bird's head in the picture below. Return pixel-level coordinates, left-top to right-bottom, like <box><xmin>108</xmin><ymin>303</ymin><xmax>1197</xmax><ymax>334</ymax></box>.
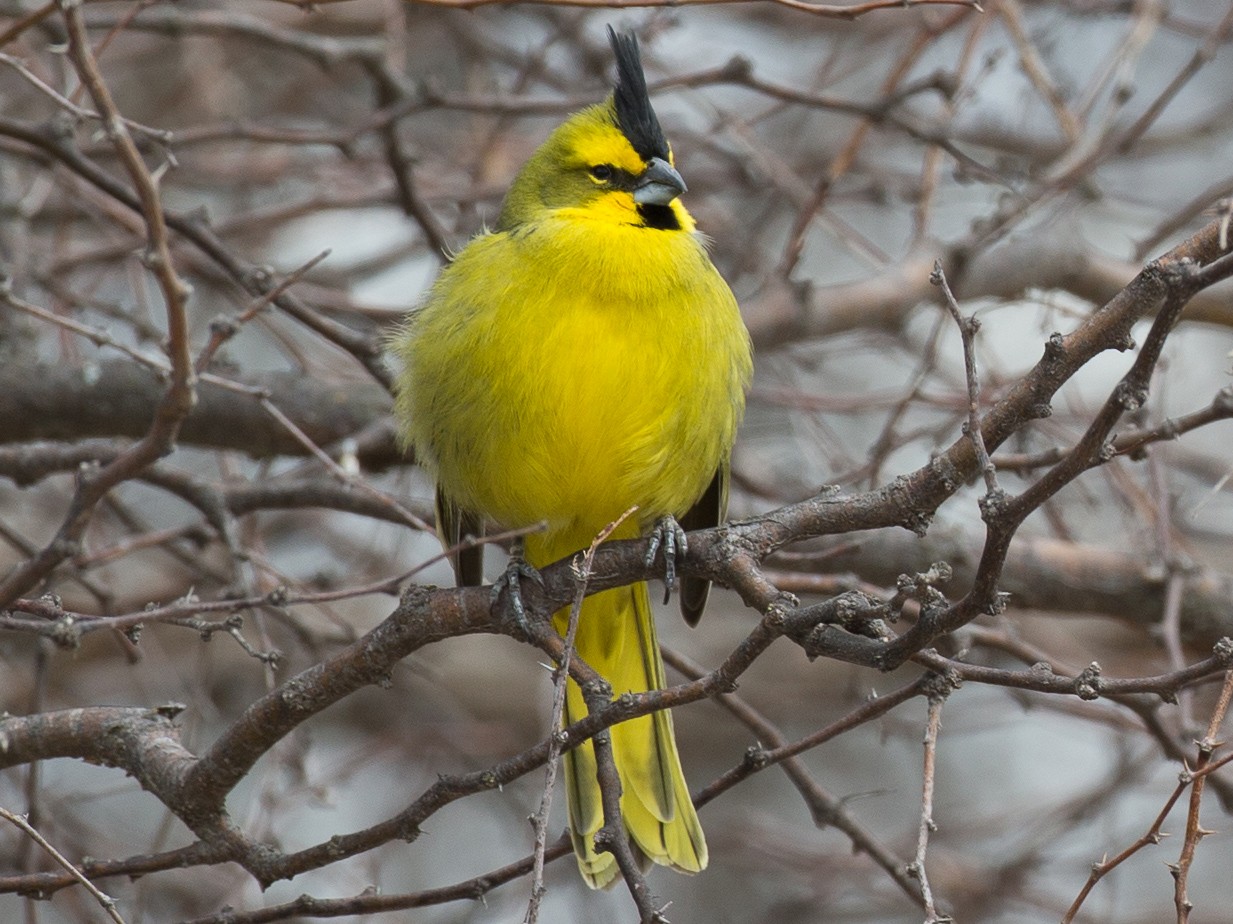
<box><xmin>496</xmin><ymin>29</ymin><xmax>693</xmax><ymax>233</ymax></box>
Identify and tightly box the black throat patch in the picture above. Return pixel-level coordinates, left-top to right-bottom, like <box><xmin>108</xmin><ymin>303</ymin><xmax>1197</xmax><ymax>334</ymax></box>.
<box><xmin>609</xmin><ymin>29</ymin><xmax>670</xmax><ymax>162</ymax></box>
<box><xmin>637</xmin><ymin>204</ymin><xmax>681</xmax><ymax>231</ymax></box>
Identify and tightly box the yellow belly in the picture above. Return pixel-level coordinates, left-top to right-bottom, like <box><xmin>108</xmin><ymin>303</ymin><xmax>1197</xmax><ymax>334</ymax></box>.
<box><xmin>398</xmin><ymin>212</ymin><xmax>751</xmax><ymax>551</ymax></box>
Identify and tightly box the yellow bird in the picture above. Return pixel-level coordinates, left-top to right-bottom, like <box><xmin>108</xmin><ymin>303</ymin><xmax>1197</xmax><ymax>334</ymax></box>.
<box><xmin>392</xmin><ymin>29</ymin><xmax>752</xmax><ymax>888</ymax></box>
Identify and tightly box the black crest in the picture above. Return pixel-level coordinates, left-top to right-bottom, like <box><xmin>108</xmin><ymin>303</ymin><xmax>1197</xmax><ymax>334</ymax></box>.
<box><xmin>608</xmin><ymin>28</ymin><xmax>670</xmax><ymax>162</ymax></box>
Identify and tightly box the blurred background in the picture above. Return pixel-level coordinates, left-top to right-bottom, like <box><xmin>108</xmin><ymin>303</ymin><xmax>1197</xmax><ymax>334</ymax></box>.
<box><xmin>2</xmin><ymin>1</ymin><xmax>1233</xmax><ymax>921</ymax></box>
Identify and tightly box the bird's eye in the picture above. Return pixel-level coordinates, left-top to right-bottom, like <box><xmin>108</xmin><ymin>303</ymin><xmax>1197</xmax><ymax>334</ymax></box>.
<box><xmin>589</xmin><ymin>164</ymin><xmax>614</xmax><ymax>182</ymax></box>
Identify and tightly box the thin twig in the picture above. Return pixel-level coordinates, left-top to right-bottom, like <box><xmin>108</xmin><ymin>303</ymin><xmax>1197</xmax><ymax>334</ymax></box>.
<box><xmin>256</xmin><ymin>397</ymin><xmax>432</xmax><ymax>533</ymax></box>
<box><xmin>0</xmin><ymin>806</ymin><xmax>128</xmax><ymax>923</ymax></box>
<box><xmin>1144</xmin><ymin>377</ymin><xmax>1199</xmax><ymax>728</ymax></box>
<box><xmin>931</xmin><ymin>259</ymin><xmax>999</xmax><ymax>495</ymax></box>
<box><xmin>0</xmin><ymin>0</ymin><xmax>56</xmax><ymax>48</ymax></box>
<box><xmin>997</xmin><ymin>0</ymin><xmax>1082</xmax><ymax>144</ymax></box>
<box><xmin>525</xmin><ymin>505</ymin><xmax>637</xmax><ymax>923</ymax></box>
<box><xmin>194</xmin><ymin>249</ymin><xmax>332</xmax><ymax>374</ymax></box>
<box><xmin>574</xmin><ymin>510</ymin><xmax>665</xmax><ymax>921</ymax></box>
<box><xmin>0</xmin><ymin>52</ymin><xmax>171</xmax><ymax>142</ymax></box>
<box><xmin>906</xmin><ymin>692</ymin><xmax>952</xmax><ymax>924</ymax></box>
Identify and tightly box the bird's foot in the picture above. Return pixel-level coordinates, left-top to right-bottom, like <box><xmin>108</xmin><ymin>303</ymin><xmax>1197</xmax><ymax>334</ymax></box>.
<box><xmin>645</xmin><ymin>515</ymin><xmax>689</xmax><ymax>604</ymax></box>
<box><xmin>490</xmin><ymin>553</ymin><xmax>544</xmax><ymax>638</ymax></box>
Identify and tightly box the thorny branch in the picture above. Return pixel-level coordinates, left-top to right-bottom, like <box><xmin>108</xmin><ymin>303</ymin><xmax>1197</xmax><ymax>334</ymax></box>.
<box><xmin>1060</xmin><ymin>667</ymin><xmax>1233</xmax><ymax>924</ymax></box>
<box><xmin>1172</xmin><ymin>667</ymin><xmax>1233</xmax><ymax>922</ymax></box>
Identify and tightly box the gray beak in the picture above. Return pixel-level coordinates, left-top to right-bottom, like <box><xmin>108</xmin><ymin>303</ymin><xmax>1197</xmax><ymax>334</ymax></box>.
<box><xmin>633</xmin><ymin>157</ymin><xmax>687</xmax><ymax>206</ymax></box>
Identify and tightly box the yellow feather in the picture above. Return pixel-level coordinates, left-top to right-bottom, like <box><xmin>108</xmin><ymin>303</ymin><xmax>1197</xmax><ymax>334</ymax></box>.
<box><xmin>545</xmin><ymin>520</ymin><xmax>708</xmax><ymax>888</ymax></box>
<box><xmin>391</xmin><ymin>35</ymin><xmax>751</xmax><ymax>888</ymax></box>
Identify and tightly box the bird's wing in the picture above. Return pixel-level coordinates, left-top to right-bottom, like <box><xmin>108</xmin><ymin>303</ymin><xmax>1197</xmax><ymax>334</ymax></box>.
<box><xmin>435</xmin><ymin>486</ymin><xmax>485</xmax><ymax>587</ymax></box>
<box><xmin>677</xmin><ymin>464</ymin><xmax>727</xmax><ymax>627</ymax></box>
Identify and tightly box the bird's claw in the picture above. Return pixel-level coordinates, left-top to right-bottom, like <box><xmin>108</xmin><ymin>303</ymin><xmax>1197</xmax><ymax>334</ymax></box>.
<box><xmin>646</xmin><ymin>515</ymin><xmax>688</xmax><ymax>604</ymax></box>
<box><xmin>491</xmin><ymin>556</ymin><xmax>544</xmax><ymax>637</ymax></box>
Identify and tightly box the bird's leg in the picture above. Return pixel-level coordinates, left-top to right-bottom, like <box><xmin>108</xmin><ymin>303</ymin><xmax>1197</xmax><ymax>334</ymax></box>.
<box><xmin>490</xmin><ymin>538</ymin><xmax>544</xmax><ymax>637</ymax></box>
<box><xmin>645</xmin><ymin>515</ymin><xmax>689</xmax><ymax>604</ymax></box>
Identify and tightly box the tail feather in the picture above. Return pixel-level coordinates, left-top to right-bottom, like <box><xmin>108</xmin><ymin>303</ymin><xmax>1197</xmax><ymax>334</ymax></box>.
<box><xmin>554</xmin><ymin>577</ymin><xmax>707</xmax><ymax>889</ymax></box>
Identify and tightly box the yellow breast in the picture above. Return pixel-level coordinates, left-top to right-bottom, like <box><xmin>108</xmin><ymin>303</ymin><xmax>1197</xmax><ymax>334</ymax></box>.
<box><xmin>396</xmin><ymin>211</ymin><xmax>751</xmax><ymax>550</ymax></box>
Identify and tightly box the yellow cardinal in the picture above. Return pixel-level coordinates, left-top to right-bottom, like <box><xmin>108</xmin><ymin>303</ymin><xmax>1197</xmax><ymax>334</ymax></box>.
<box><xmin>392</xmin><ymin>29</ymin><xmax>752</xmax><ymax>888</ymax></box>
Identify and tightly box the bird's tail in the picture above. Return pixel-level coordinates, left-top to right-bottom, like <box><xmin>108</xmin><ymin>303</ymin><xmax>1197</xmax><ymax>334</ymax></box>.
<box><xmin>531</xmin><ymin>533</ymin><xmax>707</xmax><ymax>889</ymax></box>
